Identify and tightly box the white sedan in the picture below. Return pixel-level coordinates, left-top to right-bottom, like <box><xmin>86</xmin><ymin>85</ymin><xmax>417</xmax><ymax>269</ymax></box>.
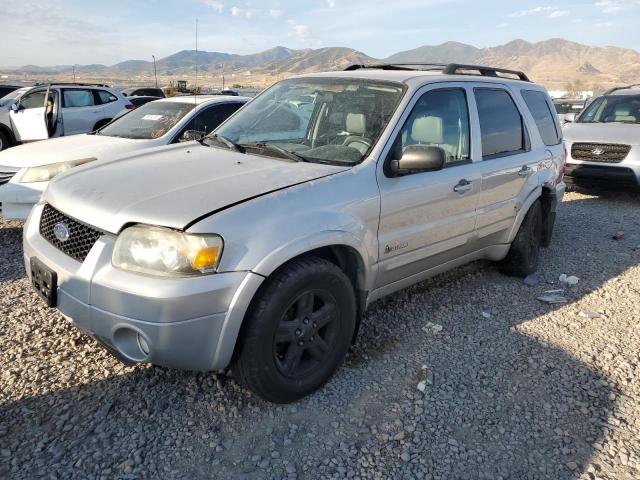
<box><xmin>0</xmin><ymin>95</ymin><xmax>247</xmax><ymax>219</ymax></box>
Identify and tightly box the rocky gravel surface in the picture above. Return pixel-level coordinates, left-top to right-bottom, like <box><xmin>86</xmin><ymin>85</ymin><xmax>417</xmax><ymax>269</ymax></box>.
<box><xmin>1</xmin><ymin>190</ymin><xmax>639</xmax><ymax>480</ymax></box>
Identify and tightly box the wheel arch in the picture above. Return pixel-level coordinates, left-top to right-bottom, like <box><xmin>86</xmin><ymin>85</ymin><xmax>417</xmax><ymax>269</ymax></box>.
<box><xmin>218</xmin><ymin>239</ymin><xmax>371</xmax><ymax>370</ymax></box>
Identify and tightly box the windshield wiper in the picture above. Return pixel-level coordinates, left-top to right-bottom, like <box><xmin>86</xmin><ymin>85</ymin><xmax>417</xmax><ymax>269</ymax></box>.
<box><xmin>238</xmin><ymin>142</ymin><xmax>308</xmax><ymax>162</ymax></box>
<box><xmin>204</xmin><ymin>134</ymin><xmax>244</xmax><ymax>152</ymax></box>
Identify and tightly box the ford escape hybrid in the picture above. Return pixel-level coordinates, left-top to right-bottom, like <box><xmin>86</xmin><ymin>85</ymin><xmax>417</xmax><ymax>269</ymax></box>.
<box><xmin>24</xmin><ymin>64</ymin><xmax>566</xmax><ymax>403</ymax></box>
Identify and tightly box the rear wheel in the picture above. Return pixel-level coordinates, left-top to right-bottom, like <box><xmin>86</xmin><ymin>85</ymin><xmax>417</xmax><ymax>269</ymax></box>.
<box><xmin>499</xmin><ymin>200</ymin><xmax>543</xmax><ymax>277</ymax></box>
<box><xmin>233</xmin><ymin>256</ymin><xmax>356</xmax><ymax>403</ymax></box>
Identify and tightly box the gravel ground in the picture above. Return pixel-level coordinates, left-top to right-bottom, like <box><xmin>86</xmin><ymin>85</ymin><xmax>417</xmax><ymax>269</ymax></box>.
<box><xmin>1</xmin><ymin>190</ymin><xmax>639</xmax><ymax>480</ymax></box>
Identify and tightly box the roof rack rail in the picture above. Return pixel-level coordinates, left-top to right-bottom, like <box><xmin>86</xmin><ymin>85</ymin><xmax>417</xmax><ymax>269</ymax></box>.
<box><xmin>344</xmin><ymin>62</ymin><xmax>531</xmax><ymax>82</ymax></box>
<box><xmin>602</xmin><ymin>84</ymin><xmax>640</xmax><ymax>95</ymax></box>
<box><xmin>344</xmin><ymin>63</ymin><xmax>446</xmax><ymax>72</ymax></box>
<box><xmin>442</xmin><ymin>64</ymin><xmax>530</xmax><ymax>82</ymax></box>
<box><xmin>34</xmin><ymin>82</ymin><xmax>112</xmax><ymax>88</ymax></box>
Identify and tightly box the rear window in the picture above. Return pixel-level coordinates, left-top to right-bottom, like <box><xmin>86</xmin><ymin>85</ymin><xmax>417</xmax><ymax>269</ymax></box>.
<box><xmin>95</xmin><ymin>90</ymin><xmax>118</xmax><ymax>105</ymax></box>
<box><xmin>522</xmin><ymin>90</ymin><xmax>561</xmax><ymax>146</ymax></box>
<box><xmin>474</xmin><ymin>88</ymin><xmax>525</xmax><ymax>159</ymax></box>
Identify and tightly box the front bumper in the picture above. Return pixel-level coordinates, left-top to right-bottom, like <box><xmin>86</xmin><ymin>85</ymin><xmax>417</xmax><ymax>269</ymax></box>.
<box><xmin>0</xmin><ymin>179</ymin><xmax>47</xmax><ymax>220</ymax></box>
<box><xmin>23</xmin><ymin>203</ymin><xmax>264</xmax><ymax>370</ymax></box>
<box><xmin>565</xmin><ymin>163</ymin><xmax>640</xmax><ymax>188</ymax></box>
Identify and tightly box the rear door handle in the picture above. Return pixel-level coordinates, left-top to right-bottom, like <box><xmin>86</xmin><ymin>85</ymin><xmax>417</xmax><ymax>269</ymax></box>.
<box><xmin>518</xmin><ymin>165</ymin><xmax>532</xmax><ymax>177</ymax></box>
<box><xmin>91</xmin><ymin>110</ymin><xmax>101</xmax><ymax>113</ymax></box>
<box><xmin>453</xmin><ymin>179</ymin><xmax>473</xmax><ymax>193</ymax></box>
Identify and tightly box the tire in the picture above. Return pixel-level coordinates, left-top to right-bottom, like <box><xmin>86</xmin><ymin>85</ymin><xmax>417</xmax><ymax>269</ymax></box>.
<box><xmin>499</xmin><ymin>200</ymin><xmax>543</xmax><ymax>277</ymax></box>
<box><xmin>0</xmin><ymin>130</ymin><xmax>8</xmax><ymax>151</ymax></box>
<box><xmin>233</xmin><ymin>256</ymin><xmax>356</xmax><ymax>403</ymax></box>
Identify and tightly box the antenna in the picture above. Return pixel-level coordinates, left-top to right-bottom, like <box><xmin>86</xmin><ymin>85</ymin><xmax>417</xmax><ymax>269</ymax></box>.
<box><xmin>194</xmin><ymin>18</ymin><xmax>198</xmax><ymax>101</ymax></box>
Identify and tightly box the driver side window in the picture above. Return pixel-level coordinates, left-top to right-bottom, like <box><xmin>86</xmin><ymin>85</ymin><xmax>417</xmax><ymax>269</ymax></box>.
<box><xmin>20</xmin><ymin>91</ymin><xmax>47</xmax><ymax>110</ymax></box>
<box><xmin>393</xmin><ymin>88</ymin><xmax>471</xmax><ymax>165</ymax></box>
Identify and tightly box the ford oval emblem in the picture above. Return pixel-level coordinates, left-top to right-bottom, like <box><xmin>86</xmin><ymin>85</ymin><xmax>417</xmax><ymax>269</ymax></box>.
<box><xmin>53</xmin><ymin>223</ymin><xmax>70</xmax><ymax>242</ymax></box>
<box><xmin>592</xmin><ymin>147</ymin><xmax>605</xmax><ymax>155</ymax></box>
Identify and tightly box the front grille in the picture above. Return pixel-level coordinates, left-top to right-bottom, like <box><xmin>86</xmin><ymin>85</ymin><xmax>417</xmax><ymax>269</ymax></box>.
<box><xmin>39</xmin><ymin>204</ymin><xmax>103</xmax><ymax>262</ymax></box>
<box><xmin>0</xmin><ymin>171</ymin><xmax>16</xmax><ymax>185</ymax></box>
<box><xmin>571</xmin><ymin>143</ymin><xmax>631</xmax><ymax>163</ymax></box>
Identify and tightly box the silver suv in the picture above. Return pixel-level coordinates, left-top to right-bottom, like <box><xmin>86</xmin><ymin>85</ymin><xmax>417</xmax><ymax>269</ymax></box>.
<box><xmin>23</xmin><ymin>64</ymin><xmax>566</xmax><ymax>403</ymax></box>
<box><xmin>564</xmin><ymin>85</ymin><xmax>640</xmax><ymax>189</ymax></box>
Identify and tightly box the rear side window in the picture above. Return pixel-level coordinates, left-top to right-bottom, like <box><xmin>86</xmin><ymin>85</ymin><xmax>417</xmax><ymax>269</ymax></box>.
<box><xmin>474</xmin><ymin>88</ymin><xmax>525</xmax><ymax>159</ymax></box>
<box><xmin>95</xmin><ymin>90</ymin><xmax>118</xmax><ymax>105</ymax></box>
<box><xmin>63</xmin><ymin>89</ymin><xmax>94</xmax><ymax>108</ymax></box>
<box><xmin>522</xmin><ymin>90</ymin><xmax>561</xmax><ymax>146</ymax></box>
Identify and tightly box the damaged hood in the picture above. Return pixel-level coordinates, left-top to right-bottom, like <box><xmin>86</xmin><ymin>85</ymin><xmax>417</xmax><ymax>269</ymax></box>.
<box><xmin>44</xmin><ymin>142</ymin><xmax>349</xmax><ymax>233</ymax></box>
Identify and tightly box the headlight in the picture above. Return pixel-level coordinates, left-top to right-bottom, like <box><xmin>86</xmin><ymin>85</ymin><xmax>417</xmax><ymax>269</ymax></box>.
<box><xmin>112</xmin><ymin>225</ymin><xmax>223</xmax><ymax>277</ymax></box>
<box><xmin>19</xmin><ymin>157</ymin><xmax>97</xmax><ymax>183</ymax></box>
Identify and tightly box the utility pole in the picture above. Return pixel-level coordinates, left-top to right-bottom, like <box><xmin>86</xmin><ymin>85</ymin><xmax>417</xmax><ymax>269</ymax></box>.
<box><xmin>152</xmin><ymin>55</ymin><xmax>158</xmax><ymax>88</ymax></box>
<box><xmin>72</xmin><ymin>65</ymin><xmax>76</xmax><ymax>82</ymax></box>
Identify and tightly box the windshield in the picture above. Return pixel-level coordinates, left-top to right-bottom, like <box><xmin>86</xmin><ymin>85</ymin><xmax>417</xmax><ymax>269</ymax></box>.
<box><xmin>578</xmin><ymin>95</ymin><xmax>640</xmax><ymax>124</ymax></box>
<box><xmin>212</xmin><ymin>77</ymin><xmax>405</xmax><ymax>165</ymax></box>
<box><xmin>0</xmin><ymin>87</ymin><xmax>30</xmax><ymax>107</ymax></box>
<box><xmin>99</xmin><ymin>101</ymin><xmax>195</xmax><ymax>139</ymax></box>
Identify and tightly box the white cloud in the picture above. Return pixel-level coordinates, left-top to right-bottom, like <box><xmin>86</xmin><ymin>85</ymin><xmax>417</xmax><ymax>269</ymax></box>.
<box><xmin>595</xmin><ymin>0</ymin><xmax>640</xmax><ymax>14</ymax></box>
<box><xmin>497</xmin><ymin>22</ymin><xmax>510</xmax><ymax>28</ymax></box>
<box><xmin>269</xmin><ymin>9</ymin><xmax>282</xmax><ymax>17</ymax></box>
<box><xmin>289</xmin><ymin>22</ymin><xmax>309</xmax><ymax>38</ymax></box>
<box><xmin>546</xmin><ymin>10</ymin><xmax>570</xmax><ymax>18</ymax></box>
<box><xmin>245</xmin><ymin>9</ymin><xmax>259</xmax><ymax>19</ymax></box>
<box><xmin>595</xmin><ymin>20</ymin><xmax>614</xmax><ymax>26</ymax></box>
<box><xmin>507</xmin><ymin>6</ymin><xmax>555</xmax><ymax>18</ymax></box>
<box><xmin>327</xmin><ymin>0</ymin><xmax>336</xmax><ymax>7</ymax></box>
<box><xmin>230</xmin><ymin>6</ymin><xmax>241</xmax><ymax>16</ymax></box>
<box><xmin>200</xmin><ymin>0</ymin><xmax>224</xmax><ymax>14</ymax></box>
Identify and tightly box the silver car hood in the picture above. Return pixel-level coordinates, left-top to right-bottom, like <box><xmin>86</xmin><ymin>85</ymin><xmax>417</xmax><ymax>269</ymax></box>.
<box><xmin>44</xmin><ymin>142</ymin><xmax>349</xmax><ymax>233</ymax></box>
<box><xmin>564</xmin><ymin>122</ymin><xmax>640</xmax><ymax>145</ymax></box>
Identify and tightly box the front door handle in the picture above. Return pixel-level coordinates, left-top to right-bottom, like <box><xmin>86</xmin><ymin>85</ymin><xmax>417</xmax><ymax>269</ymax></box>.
<box><xmin>518</xmin><ymin>165</ymin><xmax>532</xmax><ymax>177</ymax></box>
<box><xmin>91</xmin><ymin>110</ymin><xmax>101</xmax><ymax>113</ymax></box>
<box><xmin>453</xmin><ymin>179</ymin><xmax>473</xmax><ymax>193</ymax></box>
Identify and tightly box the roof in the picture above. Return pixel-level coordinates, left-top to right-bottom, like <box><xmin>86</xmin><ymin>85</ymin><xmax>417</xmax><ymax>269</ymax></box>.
<box><xmin>301</xmin><ymin>69</ymin><xmax>543</xmax><ymax>89</ymax></box>
<box><xmin>608</xmin><ymin>88</ymin><xmax>640</xmax><ymax>96</ymax></box>
<box><xmin>156</xmin><ymin>95</ymin><xmax>250</xmax><ymax>105</ymax></box>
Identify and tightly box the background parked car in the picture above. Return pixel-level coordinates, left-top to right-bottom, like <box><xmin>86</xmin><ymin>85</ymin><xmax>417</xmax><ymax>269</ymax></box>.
<box><xmin>0</xmin><ymin>83</ymin><xmax>33</xmax><ymax>98</ymax></box>
<box><xmin>111</xmin><ymin>96</ymin><xmax>163</xmax><ymax>121</ymax></box>
<box><xmin>0</xmin><ymin>95</ymin><xmax>248</xmax><ymax>219</ymax></box>
<box><xmin>563</xmin><ymin>85</ymin><xmax>640</xmax><ymax>190</ymax></box>
<box><xmin>0</xmin><ymin>83</ymin><xmax>133</xmax><ymax>151</ymax></box>
<box><xmin>553</xmin><ymin>98</ymin><xmax>586</xmax><ymax>124</ymax></box>
<box><xmin>122</xmin><ymin>87</ymin><xmax>166</xmax><ymax>98</ymax></box>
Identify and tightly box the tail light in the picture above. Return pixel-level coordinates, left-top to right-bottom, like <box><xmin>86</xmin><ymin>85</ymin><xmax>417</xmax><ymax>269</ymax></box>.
<box><xmin>125</xmin><ymin>103</ymin><xmax>135</xmax><ymax>110</ymax></box>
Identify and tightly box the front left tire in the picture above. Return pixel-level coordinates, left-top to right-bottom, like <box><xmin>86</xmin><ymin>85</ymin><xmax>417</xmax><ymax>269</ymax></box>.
<box><xmin>0</xmin><ymin>130</ymin><xmax>9</xmax><ymax>151</ymax></box>
<box><xmin>233</xmin><ymin>256</ymin><xmax>356</xmax><ymax>403</ymax></box>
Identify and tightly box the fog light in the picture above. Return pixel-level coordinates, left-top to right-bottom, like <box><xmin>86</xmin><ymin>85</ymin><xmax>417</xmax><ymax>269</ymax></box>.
<box><xmin>137</xmin><ymin>334</ymin><xmax>150</xmax><ymax>355</ymax></box>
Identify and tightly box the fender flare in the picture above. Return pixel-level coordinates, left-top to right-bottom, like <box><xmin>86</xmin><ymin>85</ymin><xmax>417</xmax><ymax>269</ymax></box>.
<box><xmin>210</xmin><ymin>231</ymin><xmax>373</xmax><ymax>369</ymax></box>
<box><xmin>506</xmin><ymin>186</ymin><xmax>542</xmax><ymax>244</ymax></box>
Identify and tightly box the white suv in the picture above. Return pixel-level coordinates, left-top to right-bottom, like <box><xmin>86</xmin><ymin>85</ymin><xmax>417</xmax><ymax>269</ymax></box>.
<box><xmin>0</xmin><ymin>83</ymin><xmax>132</xmax><ymax>151</ymax></box>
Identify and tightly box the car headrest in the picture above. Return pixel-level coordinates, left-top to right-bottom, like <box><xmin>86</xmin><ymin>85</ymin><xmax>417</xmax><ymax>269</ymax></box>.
<box><xmin>346</xmin><ymin>113</ymin><xmax>366</xmax><ymax>135</ymax></box>
<box><xmin>411</xmin><ymin>116</ymin><xmax>443</xmax><ymax>144</ymax></box>
<box><xmin>614</xmin><ymin>104</ymin><xmax>631</xmax><ymax>115</ymax></box>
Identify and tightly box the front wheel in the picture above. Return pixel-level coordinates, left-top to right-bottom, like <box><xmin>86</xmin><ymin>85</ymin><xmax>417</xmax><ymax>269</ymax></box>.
<box><xmin>499</xmin><ymin>200</ymin><xmax>543</xmax><ymax>277</ymax></box>
<box><xmin>233</xmin><ymin>256</ymin><xmax>356</xmax><ymax>403</ymax></box>
<box><xmin>0</xmin><ymin>130</ymin><xmax>9</xmax><ymax>151</ymax></box>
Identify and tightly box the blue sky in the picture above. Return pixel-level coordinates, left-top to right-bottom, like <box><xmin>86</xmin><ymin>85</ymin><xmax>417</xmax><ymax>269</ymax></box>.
<box><xmin>1</xmin><ymin>0</ymin><xmax>639</xmax><ymax>66</ymax></box>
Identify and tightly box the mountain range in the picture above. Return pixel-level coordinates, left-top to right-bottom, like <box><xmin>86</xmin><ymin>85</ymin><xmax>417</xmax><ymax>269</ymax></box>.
<box><xmin>3</xmin><ymin>39</ymin><xmax>640</xmax><ymax>90</ymax></box>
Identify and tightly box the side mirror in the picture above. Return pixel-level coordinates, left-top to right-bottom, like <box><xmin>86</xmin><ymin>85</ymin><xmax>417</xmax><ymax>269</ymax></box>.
<box><xmin>564</xmin><ymin>113</ymin><xmax>576</xmax><ymax>123</ymax></box>
<box><xmin>10</xmin><ymin>103</ymin><xmax>18</xmax><ymax>112</ymax></box>
<box><xmin>389</xmin><ymin>145</ymin><xmax>446</xmax><ymax>176</ymax></box>
<box><xmin>180</xmin><ymin>129</ymin><xmax>206</xmax><ymax>142</ymax></box>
